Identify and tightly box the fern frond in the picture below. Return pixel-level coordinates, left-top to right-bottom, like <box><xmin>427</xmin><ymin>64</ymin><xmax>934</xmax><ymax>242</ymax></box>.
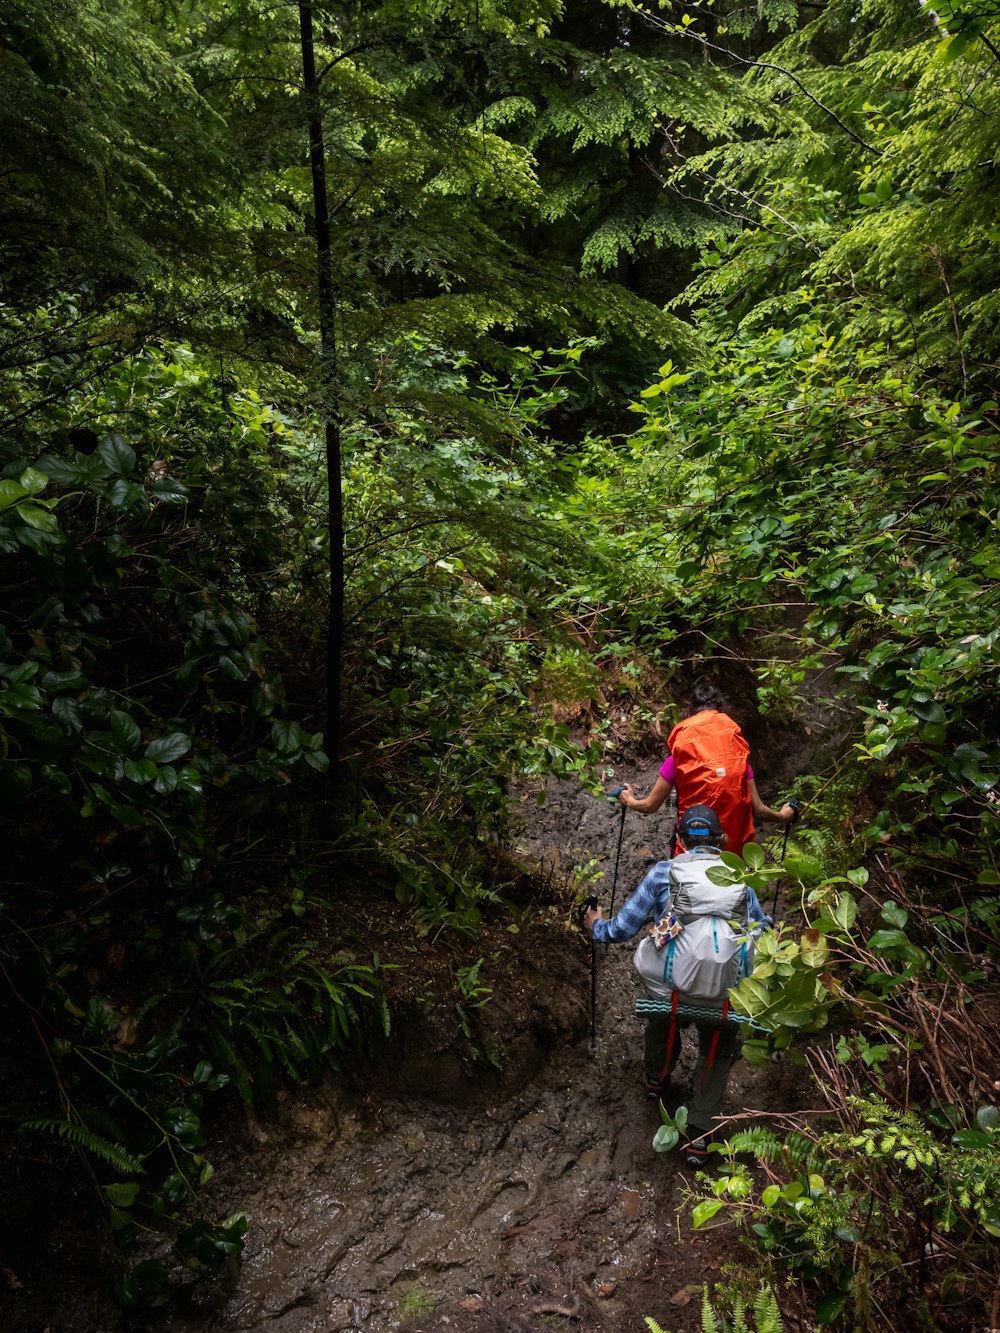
<box><xmin>721</xmin><ymin>1126</ymin><xmax>825</xmax><ymax>1174</ymax></box>
<box><xmin>701</xmin><ymin>1286</ymin><xmax>722</xmax><ymax>1332</ymax></box>
<box><xmin>20</xmin><ymin>1118</ymin><xmax>146</xmax><ymax>1174</ymax></box>
<box><xmin>754</xmin><ymin>1285</ymin><xmax>783</xmax><ymax>1332</ymax></box>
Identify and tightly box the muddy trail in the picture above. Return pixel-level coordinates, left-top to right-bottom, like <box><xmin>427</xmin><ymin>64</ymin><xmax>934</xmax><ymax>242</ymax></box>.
<box><xmin>9</xmin><ymin>695</ymin><xmax>845</xmax><ymax>1333</ymax></box>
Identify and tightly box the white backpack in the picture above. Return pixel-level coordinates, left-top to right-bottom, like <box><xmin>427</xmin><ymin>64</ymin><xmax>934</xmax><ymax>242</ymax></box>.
<box><xmin>633</xmin><ymin>852</ymin><xmax>757</xmax><ymax>1003</ymax></box>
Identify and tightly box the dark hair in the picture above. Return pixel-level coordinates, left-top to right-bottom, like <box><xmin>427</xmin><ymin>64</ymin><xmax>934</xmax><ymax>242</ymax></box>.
<box><xmin>688</xmin><ymin>681</ymin><xmax>728</xmax><ymax>714</ymax></box>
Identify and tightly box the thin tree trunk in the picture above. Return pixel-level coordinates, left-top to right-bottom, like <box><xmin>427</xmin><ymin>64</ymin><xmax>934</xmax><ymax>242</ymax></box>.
<box><xmin>298</xmin><ymin>0</ymin><xmax>343</xmax><ymax>781</ymax></box>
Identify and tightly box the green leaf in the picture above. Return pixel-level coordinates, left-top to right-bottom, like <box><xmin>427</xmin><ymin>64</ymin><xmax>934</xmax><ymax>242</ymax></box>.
<box><xmin>653</xmin><ymin>1123</ymin><xmax>680</xmax><ymax>1152</ymax></box>
<box><xmin>976</xmin><ymin>1106</ymin><xmax>1000</xmax><ymax>1132</ymax></box>
<box><xmin>271</xmin><ymin>719</ymin><xmax>303</xmax><ymax>755</ymax></box>
<box><xmin>742</xmin><ymin>842</ymin><xmax>765</xmax><ymax>871</ymax></box>
<box><xmin>912</xmin><ymin>699</ymin><xmax>945</xmax><ymax>723</ymax></box>
<box><xmin>0</xmin><ymin>763</ymin><xmax>33</xmax><ymax>801</ymax></box>
<box><xmin>800</xmin><ymin>929</ymin><xmax>829</xmax><ymax>967</ymax></box>
<box><xmin>18</xmin><ymin>467</ymin><xmax>49</xmax><ymax>496</ymax></box>
<box><xmin>110</xmin><ymin>710</ymin><xmax>142</xmax><ymax>755</ymax></box>
<box><xmin>145</xmin><ymin>732</ymin><xmax>191</xmax><ymax>763</ymax></box>
<box><xmin>15</xmin><ymin>503</ymin><xmax>60</xmax><ymax>533</ymax></box>
<box><xmin>881</xmin><ymin>901</ymin><xmax>908</xmax><ymax>928</ymax></box>
<box><xmin>83</xmin><ymin>997</ymin><xmax>119</xmax><ymax>1040</ymax></box>
<box><xmin>827</xmin><ymin>895</ymin><xmax>858</xmax><ymax>931</ymax></box>
<box><xmin>0</xmin><ymin>479</ymin><xmax>27</xmax><ymax>508</ymax></box>
<box><xmin>691</xmin><ymin>1198</ymin><xmax>724</xmax><ymax>1227</ymax></box>
<box><xmin>389</xmin><ymin>687</ymin><xmax>410</xmax><ymax>707</ymax></box>
<box><xmin>98</xmin><ymin>435</ymin><xmax>137</xmax><ymax>475</ymax></box>
<box><xmin>153</xmin><ymin>765</ymin><xmax>179</xmax><ymax>794</ymax></box>
<box><xmin>942</xmin><ymin>26</ymin><xmax>979</xmax><ymax>63</ymax></box>
<box><xmin>868</xmin><ymin>928</ymin><xmax>910</xmax><ymax>951</ymax></box>
<box><xmin>784</xmin><ymin>852</ymin><xmax>824</xmax><ymax>884</ymax></box>
<box><xmin>816</xmin><ymin>1290</ymin><xmax>850</xmax><ymax>1324</ymax></box>
<box><xmin>951</xmin><ymin>1129</ymin><xmax>990</xmax><ymax>1149</ymax></box>
<box><xmin>104</xmin><ymin>1182</ymin><xmax>140</xmax><ymax>1208</ymax></box>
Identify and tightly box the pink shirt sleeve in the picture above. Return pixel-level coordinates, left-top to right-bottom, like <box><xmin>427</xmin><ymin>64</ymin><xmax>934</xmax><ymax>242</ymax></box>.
<box><xmin>660</xmin><ymin>755</ymin><xmax>753</xmax><ymax>783</ymax></box>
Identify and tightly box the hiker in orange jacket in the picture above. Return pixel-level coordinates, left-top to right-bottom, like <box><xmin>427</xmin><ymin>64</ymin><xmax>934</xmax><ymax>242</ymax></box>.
<box><xmin>618</xmin><ymin>683</ymin><xmax>795</xmax><ymax>854</ymax></box>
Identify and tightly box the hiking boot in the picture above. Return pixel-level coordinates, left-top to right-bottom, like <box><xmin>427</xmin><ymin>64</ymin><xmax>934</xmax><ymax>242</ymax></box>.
<box><xmin>643</xmin><ymin>1078</ymin><xmax>668</xmax><ymax>1099</ymax></box>
<box><xmin>683</xmin><ymin>1131</ymin><xmax>713</xmax><ymax>1168</ymax></box>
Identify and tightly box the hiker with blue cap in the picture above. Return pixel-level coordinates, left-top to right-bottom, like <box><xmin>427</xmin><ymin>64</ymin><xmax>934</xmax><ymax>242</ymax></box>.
<box><xmin>583</xmin><ymin>803</ymin><xmax>770</xmax><ymax>1166</ymax></box>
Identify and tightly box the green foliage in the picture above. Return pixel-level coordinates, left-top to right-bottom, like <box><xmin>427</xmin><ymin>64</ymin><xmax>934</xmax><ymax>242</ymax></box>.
<box><xmin>693</xmin><ymin>1096</ymin><xmax>1000</xmax><ymax>1329</ymax></box>
<box><xmin>453</xmin><ymin>957</ymin><xmax>493</xmax><ymax>1048</ymax></box>
<box><xmin>652</xmin><ymin>1101</ymin><xmax>689</xmax><ymax>1154</ymax></box>
<box><xmin>645</xmin><ymin>1283</ymin><xmax>784</xmax><ymax>1332</ymax></box>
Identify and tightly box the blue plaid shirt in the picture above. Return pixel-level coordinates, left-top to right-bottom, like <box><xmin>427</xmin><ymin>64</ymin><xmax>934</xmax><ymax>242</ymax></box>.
<box><xmin>591</xmin><ymin>847</ymin><xmax>768</xmax><ymax>944</ymax></box>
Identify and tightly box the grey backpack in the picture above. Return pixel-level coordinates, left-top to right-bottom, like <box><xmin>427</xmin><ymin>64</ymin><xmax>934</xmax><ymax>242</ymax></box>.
<box><xmin>633</xmin><ymin>852</ymin><xmax>756</xmax><ymax>1003</ymax></box>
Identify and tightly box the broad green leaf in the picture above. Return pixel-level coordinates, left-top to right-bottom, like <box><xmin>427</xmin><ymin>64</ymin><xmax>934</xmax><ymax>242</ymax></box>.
<box><xmin>652</xmin><ymin>1123</ymin><xmax>680</xmax><ymax>1152</ymax></box>
<box><xmin>15</xmin><ymin>503</ymin><xmax>59</xmax><ymax>533</ymax></box>
<box><xmin>800</xmin><ymin>929</ymin><xmax>829</xmax><ymax>967</ymax></box>
<box><xmin>19</xmin><ymin>467</ymin><xmax>49</xmax><ymax>496</ymax></box>
<box><xmin>881</xmin><ymin>901</ymin><xmax>908</xmax><ymax>928</ymax></box>
<box><xmin>104</xmin><ymin>1182</ymin><xmax>140</xmax><ymax>1207</ymax></box>
<box><xmin>827</xmin><ymin>895</ymin><xmax>858</xmax><ymax>931</ymax></box>
<box><xmin>153</xmin><ymin>765</ymin><xmax>179</xmax><ymax>795</ymax></box>
<box><xmin>145</xmin><ymin>732</ymin><xmax>191</xmax><ymax>763</ymax></box>
<box><xmin>951</xmin><ymin>1129</ymin><xmax>990</xmax><ymax>1149</ymax></box>
<box><xmin>110</xmin><ymin>710</ymin><xmax>142</xmax><ymax>754</ymax></box>
<box><xmin>98</xmin><ymin>435</ymin><xmax>137</xmax><ymax>475</ymax></box>
<box><xmin>691</xmin><ymin>1199</ymin><xmax>724</xmax><ymax>1227</ymax></box>
<box><xmin>271</xmin><ymin>719</ymin><xmax>303</xmax><ymax>755</ymax></box>
<box><xmin>742</xmin><ymin>842</ymin><xmax>765</xmax><ymax>871</ymax></box>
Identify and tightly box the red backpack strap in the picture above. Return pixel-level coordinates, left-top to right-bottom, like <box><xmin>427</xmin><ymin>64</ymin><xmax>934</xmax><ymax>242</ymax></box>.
<box><xmin>700</xmin><ymin>998</ymin><xmax>731</xmax><ymax>1092</ymax></box>
<box><xmin>658</xmin><ymin>989</ymin><xmax>681</xmax><ymax>1084</ymax></box>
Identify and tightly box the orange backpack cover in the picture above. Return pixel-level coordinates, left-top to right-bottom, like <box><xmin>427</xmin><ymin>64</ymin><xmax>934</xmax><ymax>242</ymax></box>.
<box><xmin>667</xmin><ymin>710</ymin><xmax>755</xmax><ymax>854</ymax></box>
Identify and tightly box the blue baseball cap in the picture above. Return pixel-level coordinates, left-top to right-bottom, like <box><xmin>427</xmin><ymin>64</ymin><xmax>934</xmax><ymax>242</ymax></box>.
<box><xmin>678</xmin><ymin>805</ymin><xmax>724</xmax><ymax>839</ymax></box>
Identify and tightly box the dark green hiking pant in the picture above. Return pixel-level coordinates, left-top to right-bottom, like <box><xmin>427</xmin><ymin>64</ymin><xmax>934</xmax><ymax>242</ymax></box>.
<box><xmin>644</xmin><ymin>1012</ymin><xmax>740</xmax><ymax>1131</ymax></box>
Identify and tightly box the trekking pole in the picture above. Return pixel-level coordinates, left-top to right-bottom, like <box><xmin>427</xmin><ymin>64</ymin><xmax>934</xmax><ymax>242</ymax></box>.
<box><xmin>589</xmin><ymin>785</ymin><xmax>626</xmax><ymax>1050</ymax></box>
<box><xmin>587</xmin><ymin>891</ymin><xmax>599</xmax><ymax>1050</ymax></box>
<box><xmin>769</xmin><ymin>798</ymin><xmax>799</xmax><ymax>919</ymax></box>
<box><xmin>608</xmin><ymin>786</ymin><xmax>627</xmax><ymax>919</ymax></box>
